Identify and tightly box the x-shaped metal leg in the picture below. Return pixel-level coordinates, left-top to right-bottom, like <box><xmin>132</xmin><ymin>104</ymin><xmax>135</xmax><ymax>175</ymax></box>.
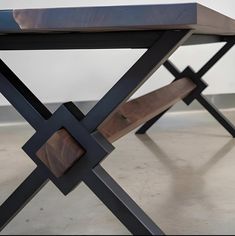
<box><xmin>0</xmin><ymin>30</ymin><xmax>193</xmax><ymax>235</ymax></box>
<box><xmin>136</xmin><ymin>38</ymin><xmax>235</xmax><ymax>136</ymax></box>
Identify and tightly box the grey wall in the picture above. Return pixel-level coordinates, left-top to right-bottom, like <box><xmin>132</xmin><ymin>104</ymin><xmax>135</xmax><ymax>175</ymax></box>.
<box><xmin>0</xmin><ymin>0</ymin><xmax>235</xmax><ymax>106</ymax></box>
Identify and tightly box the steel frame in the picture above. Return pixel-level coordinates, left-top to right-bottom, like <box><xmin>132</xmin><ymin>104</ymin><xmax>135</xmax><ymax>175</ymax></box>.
<box><xmin>0</xmin><ymin>29</ymin><xmax>194</xmax><ymax>235</ymax></box>
<box><xmin>136</xmin><ymin>38</ymin><xmax>235</xmax><ymax>136</ymax></box>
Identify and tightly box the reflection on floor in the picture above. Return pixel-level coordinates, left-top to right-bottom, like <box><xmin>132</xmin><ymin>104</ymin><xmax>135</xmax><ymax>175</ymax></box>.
<box><xmin>1</xmin><ymin>109</ymin><xmax>235</xmax><ymax>235</ymax></box>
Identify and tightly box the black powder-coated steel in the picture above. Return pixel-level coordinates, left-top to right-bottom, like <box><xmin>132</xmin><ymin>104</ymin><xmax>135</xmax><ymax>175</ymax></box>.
<box><xmin>137</xmin><ymin>39</ymin><xmax>235</xmax><ymax>135</ymax></box>
<box><xmin>0</xmin><ymin>29</ymin><xmax>193</xmax><ymax>235</ymax></box>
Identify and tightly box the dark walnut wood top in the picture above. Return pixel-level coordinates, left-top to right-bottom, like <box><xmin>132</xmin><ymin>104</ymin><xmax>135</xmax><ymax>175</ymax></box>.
<box><xmin>0</xmin><ymin>3</ymin><xmax>235</xmax><ymax>35</ymax></box>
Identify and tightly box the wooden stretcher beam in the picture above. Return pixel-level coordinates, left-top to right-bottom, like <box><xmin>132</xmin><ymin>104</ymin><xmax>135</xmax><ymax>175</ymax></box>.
<box><xmin>36</xmin><ymin>77</ymin><xmax>196</xmax><ymax>177</ymax></box>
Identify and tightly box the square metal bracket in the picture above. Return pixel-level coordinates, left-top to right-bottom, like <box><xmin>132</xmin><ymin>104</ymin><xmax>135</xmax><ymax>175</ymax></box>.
<box><xmin>23</xmin><ymin>102</ymin><xmax>114</xmax><ymax>195</ymax></box>
<box><xmin>175</xmin><ymin>66</ymin><xmax>208</xmax><ymax>105</ymax></box>
<box><xmin>0</xmin><ymin>29</ymin><xmax>191</xmax><ymax>235</ymax></box>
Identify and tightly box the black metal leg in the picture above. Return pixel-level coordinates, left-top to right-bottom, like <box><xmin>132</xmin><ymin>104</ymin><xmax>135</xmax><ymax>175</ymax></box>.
<box><xmin>0</xmin><ymin>168</ymin><xmax>48</xmax><ymax>231</ymax></box>
<box><xmin>197</xmin><ymin>39</ymin><xmax>235</xmax><ymax>78</ymax></box>
<box><xmin>197</xmin><ymin>94</ymin><xmax>235</xmax><ymax>137</ymax></box>
<box><xmin>137</xmin><ymin>40</ymin><xmax>235</xmax><ymax>136</ymax></box>
<box><xmin>84</xmin><ymin>165</ymin><xmax>164</xmax><ymax>235</ymax></box>
<box><xmin>0</xmin><ymin>30</ymin><xmax>192</xmax><ymax>234</ymax></box>
<box><xmin>0</xmin><ymin>59</ymin><xmax>51</xmax><ymax>130</ymax></box>
<box><xmin>83</xmin><ymin>30</ymin><xmax>192</xmax><ymax>132</ymax></box>
<box><xmin>163</xmin><ymin>60</ymin><xmax>181</xmax><ymax>77</ymax></box>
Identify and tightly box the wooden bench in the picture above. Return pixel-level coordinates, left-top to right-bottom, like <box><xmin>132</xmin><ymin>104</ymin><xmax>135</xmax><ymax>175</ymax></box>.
<box><xmin>0</xmin><ymin>3</ymin><xmax>235</xmax><ymax>235</ymax></box>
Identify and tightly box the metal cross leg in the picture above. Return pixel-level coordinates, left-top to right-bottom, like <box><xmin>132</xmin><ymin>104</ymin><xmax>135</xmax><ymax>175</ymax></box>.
<box><xmin>136</xmin><ymin>38</ymin><xmax>235</xmax><ymax>137</ymax></box>
<box><xmin>0</xmin><ymin>30</ymin><xmax>193</xmax><ymax>235</ymax></box>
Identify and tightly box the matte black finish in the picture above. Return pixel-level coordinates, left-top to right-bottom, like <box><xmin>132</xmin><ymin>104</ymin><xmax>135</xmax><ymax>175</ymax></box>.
<box><xmin>164</xmin><ymin>60</ymin><xmax>181</xmax><ymax>77</ymax></box>
<box><xmin>197</xmin><ymin>39</ymin><xmax>235</xmax><ymax>78</ymax></box>
<box><xmin>84</xmin><ymin>165</ymin><xmax>164</xmax><ymax>235</ymax></box>
<box><xmin>197</xmin><ymin>95</ymin><xmax>235</xmax><ymax>137</ymax></box>
<box><xmin>137</xmin><ymin>39</ymin><xmax>235</xmax><ymax>136</ymax></box>
<box><xmin>0</xmin><ymin>168</ymin><xmax>48</xmax><ymax>231</ymax></box>
<box><xmin>176</xmin><ymin>66</ymin><xmax>208</xmax><ymax>105</ymax></box>
<box><xmin>23</xmin><ymin>102</ymin><xmax>114</xmax><ymax>195</ymax></box>
<box><xmin>0</xmin><ymin>29</ymin><xmax>193</xmax><ymax>235</ymax></box>
<box><xmin>0</xmin><ymin>59</ymin><xmax>51</xmax><ymax>130</ymax></box>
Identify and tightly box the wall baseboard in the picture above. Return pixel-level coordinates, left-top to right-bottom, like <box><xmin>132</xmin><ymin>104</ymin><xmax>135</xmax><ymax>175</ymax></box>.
<box><xmin>1</xmin><ymin>94</ymin><xmax>235</xmax><ymax>125</ymax></box>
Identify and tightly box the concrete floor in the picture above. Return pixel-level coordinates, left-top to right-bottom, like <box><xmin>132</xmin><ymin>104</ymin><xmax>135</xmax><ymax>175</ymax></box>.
<box><xmin>1</xmin><ymin>110</ymin><xmax>235</xmax><ymax>235</ymax></box>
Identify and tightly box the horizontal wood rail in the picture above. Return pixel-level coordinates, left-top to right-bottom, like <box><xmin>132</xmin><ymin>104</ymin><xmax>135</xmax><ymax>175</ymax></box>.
<box><xmin>36</xmin><ymin>77</ymin><xmax>196</xmax><ymax>177</ymax></box>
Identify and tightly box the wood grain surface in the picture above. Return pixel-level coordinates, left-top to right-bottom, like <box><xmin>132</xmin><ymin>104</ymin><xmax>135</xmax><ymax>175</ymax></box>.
<box><xmin>36</xmin><ymin>78</ymin><xmax>196</xmax><ymax>177</ymax></box>
<box><xmin>0</xmin><ymin>3</ymin><xmax>235</xmax><ymax>35</ymax></box>
<box><xmin>36</xmin><ymin>129</ymin><xmax>85</xmax><ymax>177</ymax></box>
<box><xmin>98</xmin><ymin>77</ymin><xmax>196</xmax><ymax>142</ymax></box>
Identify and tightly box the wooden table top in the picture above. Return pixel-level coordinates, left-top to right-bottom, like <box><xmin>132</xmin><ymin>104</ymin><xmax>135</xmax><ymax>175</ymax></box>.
<box><xmin>0</xmin><ymin>3</ymin><xmax>235</xmax><ymax>36</ymax></box>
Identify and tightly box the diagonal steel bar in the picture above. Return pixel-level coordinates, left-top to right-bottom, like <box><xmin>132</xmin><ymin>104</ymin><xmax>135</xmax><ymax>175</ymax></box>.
<box><xmin>82</xmin><ymin>30</ymin><xmax>193</xmax><ymax>133</ymax></box>
<box><xmin>197</xmin><ymin>40</ymin><xmax>235</xmax><ymax>78</ymax></box>
<box><xmin>84</xmin><ymin>165</ymin><xmax>164</xmax><ymax>235</ymax></box>
<box><xmin>0</xmin><ymin>30</ymin><xmax>192</xmax><ymax>234</ymax></box>
<box><xmin>160</xmin><ymin>59</ymin><xmax>235</xmax><ymax>137</ymax></box>
<box><xmin>164</xmin><ymin>60</ymin><xmax>181</xmax><ymax>77</ymax></box>
<box><xmin>0</xmin><ymin>168</ymin><xmax>48</xmax><ymax>231</ymax></box>
<box><xmin>0</xmin><ymin>30</ymin><xmax>191</xmax><ymax>235</ymax></box>
<box><xmin>137</xmin><ymin>42</ymin><xmax>235</xmax><ymax>135</ymax></box>
<box><xmin>0</xmin><ymin>59</ymin><xmax>51</xmax><ymax>130</ymax></box>
<box><xmin>197</xmin><ymin>94</ymin><xmax>235</xmax><ymax>137</ymax></box>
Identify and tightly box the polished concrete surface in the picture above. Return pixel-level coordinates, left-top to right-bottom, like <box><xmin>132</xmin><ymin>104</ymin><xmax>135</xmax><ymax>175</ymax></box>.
<box><xmin>1</xmin><ymin>109</ymin><xmax>235</xmax><ymax>235</ymax></box>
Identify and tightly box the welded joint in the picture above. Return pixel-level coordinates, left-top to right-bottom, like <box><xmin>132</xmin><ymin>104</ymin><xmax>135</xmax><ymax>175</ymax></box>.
<box><xmin>175</xmin><ymin>66</ymin><xmax>208</xmax><ymax>105</ymax></box>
